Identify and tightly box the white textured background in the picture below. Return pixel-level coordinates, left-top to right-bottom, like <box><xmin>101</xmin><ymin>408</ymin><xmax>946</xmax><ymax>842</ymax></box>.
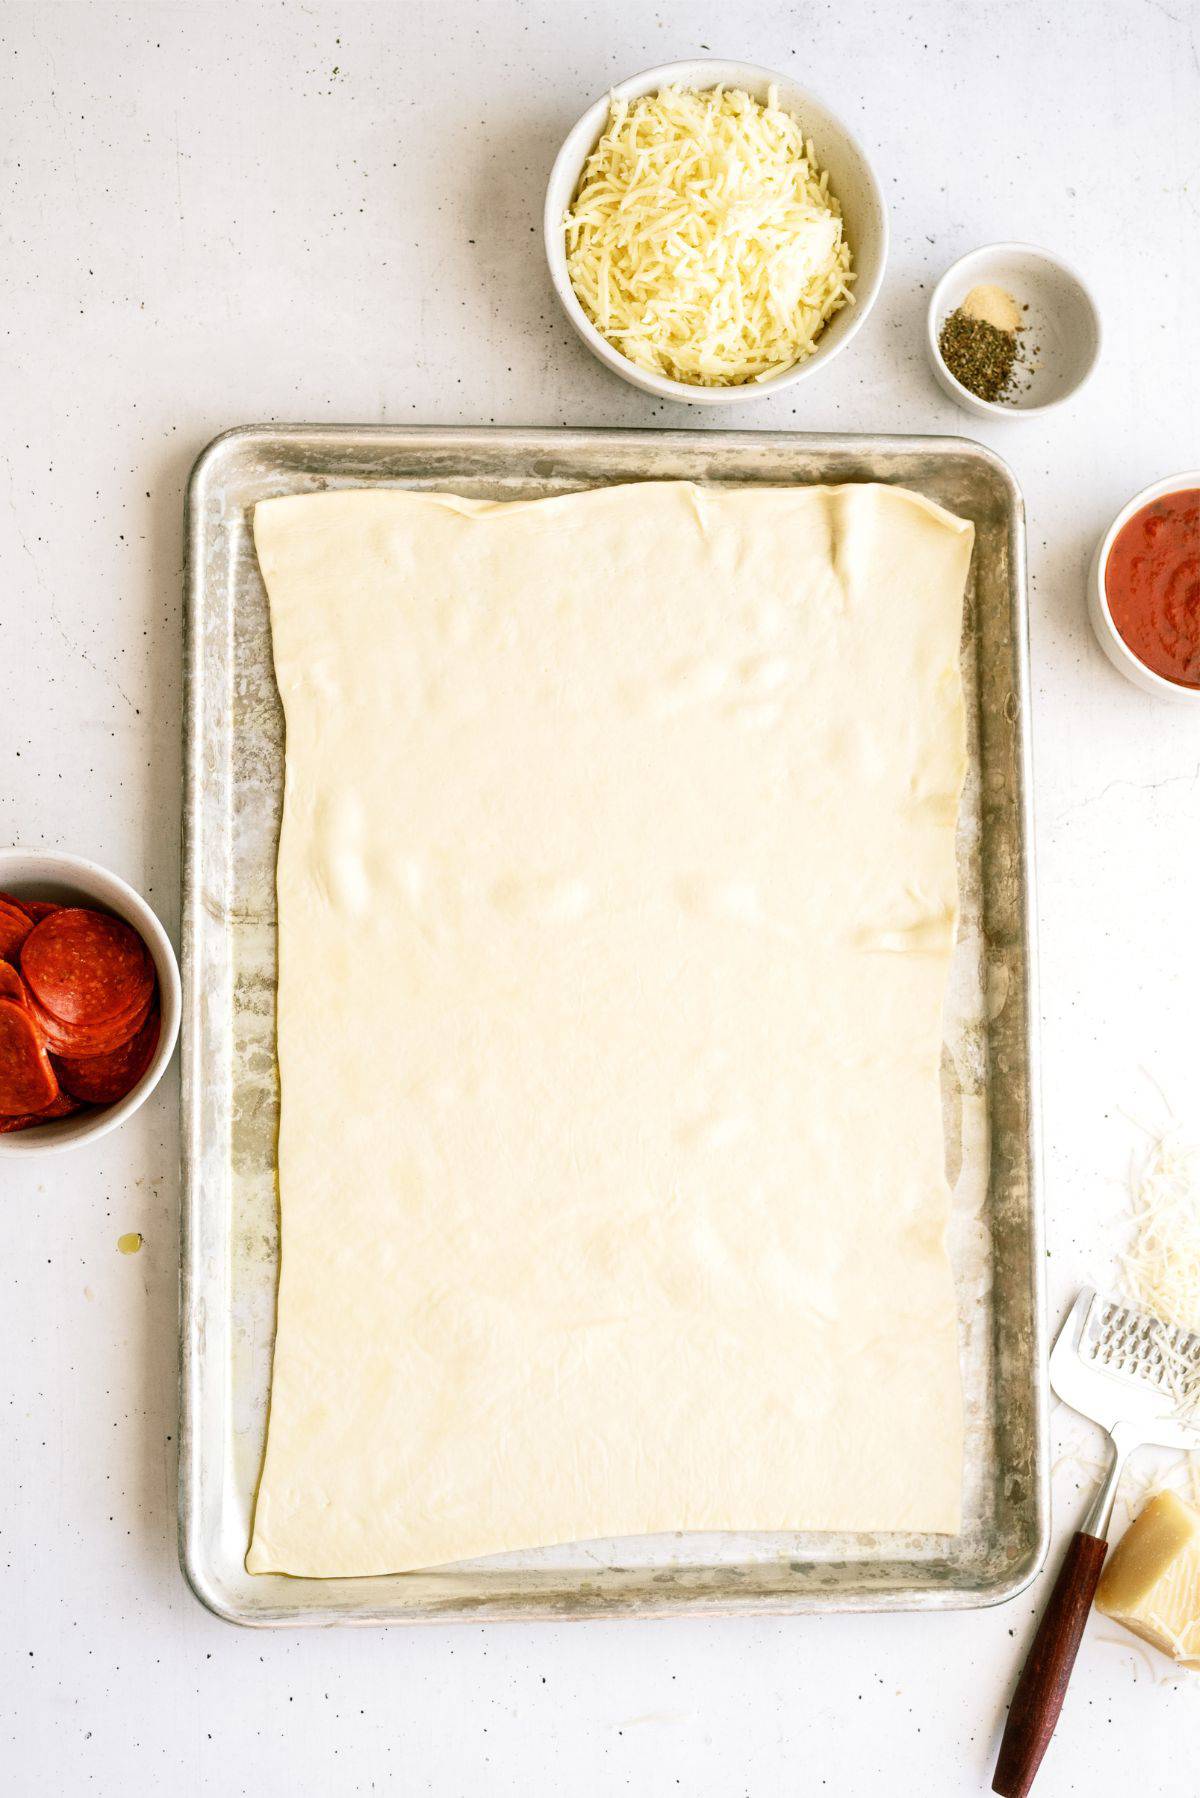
<box><xmin>3</xmin><ymin>1</ymin><xmax>1200</xmax><ymax>1792</ymax></box>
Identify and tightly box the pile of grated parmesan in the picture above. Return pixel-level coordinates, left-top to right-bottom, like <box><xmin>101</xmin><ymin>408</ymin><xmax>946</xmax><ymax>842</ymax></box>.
<box><xmin>1122</xmin><ymin>1129</ymin><xmax>1200</xmax><ymax>1423</ymax></box>
<box><xmin>563</xmin><ymin>84</ymin><xmax>854</xmax><ymax>387</ymax></box>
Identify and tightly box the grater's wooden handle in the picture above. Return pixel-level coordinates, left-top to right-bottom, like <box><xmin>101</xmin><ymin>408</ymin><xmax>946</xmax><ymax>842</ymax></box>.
<box><xmin>992</xmin><ymin>1531</ymin><xmax>1109</xmax><ymax>1798</ymax></box>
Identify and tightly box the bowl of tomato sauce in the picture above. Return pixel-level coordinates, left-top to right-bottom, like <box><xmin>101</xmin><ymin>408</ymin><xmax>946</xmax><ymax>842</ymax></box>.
<box><xmin>1090</xmin><ymin>473</ymin><xmax>1200</xmax><ymax>700</ymax></box>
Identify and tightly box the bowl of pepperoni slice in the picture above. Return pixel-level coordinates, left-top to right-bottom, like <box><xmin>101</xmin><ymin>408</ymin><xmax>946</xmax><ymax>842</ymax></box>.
<box><xmin>0</xmin><ymin>849</ymin><xmax>180</xmax><ymax>1154</ymax></box>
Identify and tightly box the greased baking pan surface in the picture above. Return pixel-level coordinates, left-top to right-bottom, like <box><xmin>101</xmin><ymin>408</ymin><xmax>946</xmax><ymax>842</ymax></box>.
<box><xmin>180</xmin><ymin>427</ymin><xmax>1045</xmax><ymax>1625</ymax></box>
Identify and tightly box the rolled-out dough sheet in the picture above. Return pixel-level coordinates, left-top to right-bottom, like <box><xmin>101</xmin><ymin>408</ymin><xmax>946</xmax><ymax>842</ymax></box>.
<box><xmin>247</xmin><ymin>480</ymin><xmax>974</xmax><ymax>1578</ymax></box>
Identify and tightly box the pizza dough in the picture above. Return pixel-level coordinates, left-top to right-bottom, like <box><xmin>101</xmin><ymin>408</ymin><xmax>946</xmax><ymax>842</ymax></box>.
<box><xmin>247</xmin><ymin>480</ymin><xmax>974</xmax><ymax>1577</ymax></box>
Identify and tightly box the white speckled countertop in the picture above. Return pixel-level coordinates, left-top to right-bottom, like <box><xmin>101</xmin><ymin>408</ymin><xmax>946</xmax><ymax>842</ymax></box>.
<box><xmin>3</xmin><ymin>2</ymin><xmax>1199</xmax><ymax>1792</ymax></box>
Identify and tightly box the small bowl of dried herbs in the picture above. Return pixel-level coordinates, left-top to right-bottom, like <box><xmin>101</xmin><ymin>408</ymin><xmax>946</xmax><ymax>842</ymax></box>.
<box><xmin>926</xmin><ymin>243</ymin><xmax>1100</xmax><ymax>419</ymax></box>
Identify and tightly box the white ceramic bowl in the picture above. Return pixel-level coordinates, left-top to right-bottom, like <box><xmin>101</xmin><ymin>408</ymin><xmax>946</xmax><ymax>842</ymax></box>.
<box><xmin>927</xmin><ymin>243</ymin><xmax>1101</xmax><ymax>420</ymax></box>
<box><xmin>544</xmin><ymin>60</ymin><xmax>888</xmax><ymax>406</ymax></box>
<box><xmin>0</xmin><ymin>849</ymin><xmax>181</xmax><ymax>1155</ymax></box>
<box><xmin>1087</xmin><ymin>471</ymin><xmax>1200</xmax><ymax>702</ymax></box>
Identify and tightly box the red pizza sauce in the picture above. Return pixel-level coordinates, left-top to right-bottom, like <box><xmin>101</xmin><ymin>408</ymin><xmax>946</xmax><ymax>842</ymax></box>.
<box><xmin>1105</xmin><ymin>489</ymin><xmax>1200</xmax><ymax>688</ymax></box>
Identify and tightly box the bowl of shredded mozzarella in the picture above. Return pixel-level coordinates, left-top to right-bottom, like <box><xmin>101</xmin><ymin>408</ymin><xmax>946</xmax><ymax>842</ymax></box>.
<box><xmin>545</xmin><ymin>61</ymin><xmax>887</xmax><ymax>403</ymax></box>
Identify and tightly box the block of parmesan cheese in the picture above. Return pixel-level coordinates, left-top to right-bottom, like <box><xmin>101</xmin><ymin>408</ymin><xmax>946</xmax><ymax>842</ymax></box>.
<box><xmin>1095</xmin><ymin>1490</ymin><xmax>1200</xmax><ymax>1667</ymax></box>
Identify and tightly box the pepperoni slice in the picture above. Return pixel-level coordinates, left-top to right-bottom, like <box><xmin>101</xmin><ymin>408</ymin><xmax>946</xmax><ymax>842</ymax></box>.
<box><xmin>21</xmin><ymin>908</ymin><xmax>154</xmax><ymax>1026</ymax></box>
<box><xmin>0</xmin><ymin>962</ymin><xmax>29</xmax><ymax>1008</ymax></box>
<box><xmin>0</xmin><ymin>895</ymin><xmax>63</xmax><ymax>924</ymax></box>
<box><xmin>53</xmin><ymin>1004</ymin><xmax>161</xmax><ymax>1105</ymax></box>
<box><xmin>23</xmin><ymin>901</ymin><xmax>63</xmax><ymax>922</ymax></box>
<box><xmin>0</xmin><ymin>998</ymin><xmax>60</xmax><ymax>1114</ymax></box>
<box><xmin>24</xmin><ymin>983</ymin><xmax>153</xmax><ymax>1058</ymax></box>
<box><xmin>0</xmin><ymin>899</ymin><xmax>33</xmax><ymax>962</ymax></box>
<box><xmin>0</xmin><ymin>1088</ymin><xmax>85</xmax><ymax>1132</ymax></box>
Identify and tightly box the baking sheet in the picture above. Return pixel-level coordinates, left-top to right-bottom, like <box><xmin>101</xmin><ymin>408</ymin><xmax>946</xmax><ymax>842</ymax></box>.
<box><xmin>180</xmin><ymin>426</ymin><xmax>1046</xmax><ymax>1626</ymax></box>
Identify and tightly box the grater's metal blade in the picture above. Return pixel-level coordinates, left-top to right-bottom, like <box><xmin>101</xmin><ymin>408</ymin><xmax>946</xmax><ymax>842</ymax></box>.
<box><xmin>1048</xmin><ymin>1288</ymin><xmax>1200</xmax><ymax>1449</ymax></box>
<box><xmin>1083</xmin><ymin>1294</ymin><xmax>1200</xmax><ymax>1395</ymax></box>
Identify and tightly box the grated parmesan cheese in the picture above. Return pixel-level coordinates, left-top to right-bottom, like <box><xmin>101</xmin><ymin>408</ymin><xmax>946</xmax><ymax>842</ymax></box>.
<box><xmin>563</xmin><ymin>84</ymin><xmax>854</xmax><ymax>387</ymax></box>
<box><xmin>1111</xmin><ymin>1127</ymin><xmax>1200</xmax><ymax>1562</ymax></box>
<box><xmin>1122</xmin><ymin>1130</ymin><xmax>1200</xmax><ymax>1421</ymax></box>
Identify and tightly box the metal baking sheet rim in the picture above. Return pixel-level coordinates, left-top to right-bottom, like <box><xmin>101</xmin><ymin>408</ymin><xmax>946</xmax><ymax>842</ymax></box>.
<box><xmin>180</xmin><ymin>425</ymin><xmax>1048</xmax><ymax>1627</ymax></box>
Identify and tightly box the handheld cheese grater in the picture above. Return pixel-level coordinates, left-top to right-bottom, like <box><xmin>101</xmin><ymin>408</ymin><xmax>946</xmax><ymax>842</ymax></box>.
<box><xmin>993</xmin><ymin>1287</ymin><xmax>1200</xmax><ymax>1798</ymax></box>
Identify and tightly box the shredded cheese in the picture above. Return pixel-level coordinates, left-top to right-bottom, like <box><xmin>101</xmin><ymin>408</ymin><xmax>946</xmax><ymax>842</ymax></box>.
<box><xmin>563</xmin><ymin>84</ymin><xmax>854</xmax><ymax>387</ymax></box>
<box><xmin>1110</xmin><ymin>1127</ymin><xmax>1200</xmax><ymax>1556</ymax></box>
<box><xmin>1122</xmin><ymin>1130</ymin><xmax>1200</xmax><ymax>1421</ymax></box>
